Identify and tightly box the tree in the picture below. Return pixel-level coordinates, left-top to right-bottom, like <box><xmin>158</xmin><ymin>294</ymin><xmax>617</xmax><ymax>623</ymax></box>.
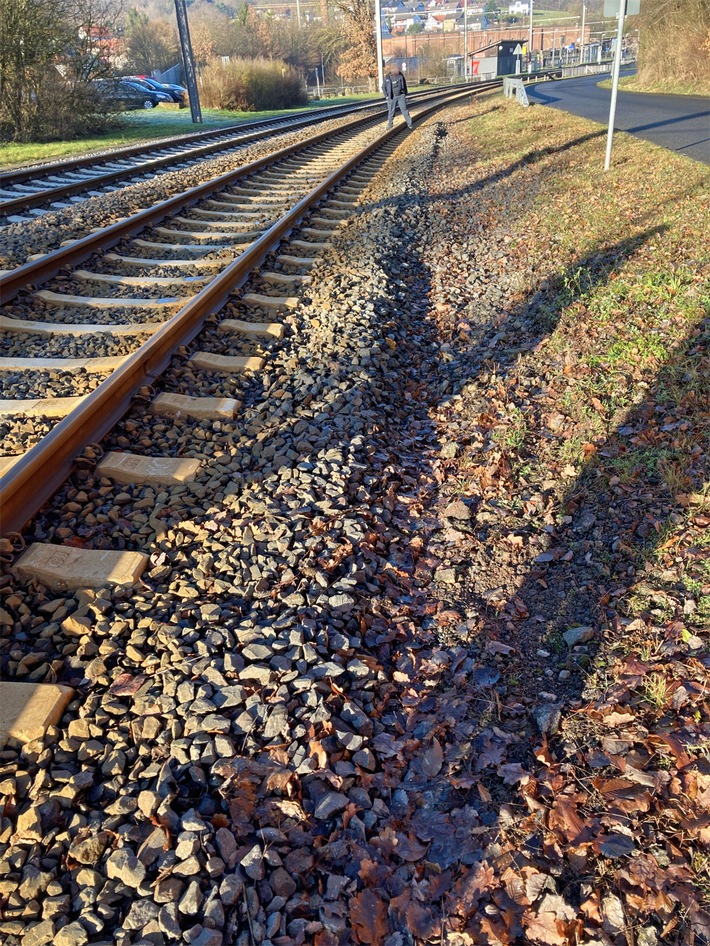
<box><xmin>227</xmin><ymin>4</ymin><xmax>274</xmax><ymax>60</ymax></box>
<box><xmin>0</xmin><ymin>0</ymin><xmax>118</xmax><ymax>141</ymax></box>
<box><xmin>270</xmin><ymin>19</ymin><xmax>320</xmax><ymax>71</ymax></box>
<box><xmin>187</xmin><ymin>1</ymin><xmax>233</xmax><ymax>60</ymax></box>
<box><xmin>123</xmin><ymin>8</ymin><xmax>179</xmax><ymax>74</ymax></box>
<box><xmin>316</xmin><ymin>20</ymin><xmax>351</xmax><ymax>82</ymax></box>
<box><xmin>333</xmin><ymin>0</ymin><xmax>377</xmax><ymax>82</ymax></box>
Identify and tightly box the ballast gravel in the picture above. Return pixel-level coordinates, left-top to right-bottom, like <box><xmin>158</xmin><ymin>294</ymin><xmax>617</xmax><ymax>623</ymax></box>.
<box><xmin>0</xmin><ymin>366</ymin><xmax>112</xmax><ymax>404</ymax></box>
<box><xmin>0</xmin><ymin>115</ymin><xmax>387</xmax><ymax>270</ymax></box>
<box><xmin>0</xmin><ymin>103</ymin><xmax>534</xmax><ymax>945</ymax></box>
<box><xmin>0</xmin><ymin>332</ymin><xmax>150</xmax><ymax>362</ymax></box>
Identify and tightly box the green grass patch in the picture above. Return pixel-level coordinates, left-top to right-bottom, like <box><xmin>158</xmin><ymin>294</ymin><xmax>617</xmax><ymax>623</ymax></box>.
<box><xmin>0</xmin><ymin>95</ymin><xmax>379</xmax><ymax>170</ymax></box>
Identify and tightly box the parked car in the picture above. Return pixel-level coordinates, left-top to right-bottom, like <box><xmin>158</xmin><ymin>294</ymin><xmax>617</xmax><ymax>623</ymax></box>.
<box><xmin>120</xmin><ymin>79</ymin><xmax>173</xmax><ymax>108</ymax></box>
<box><xmin>128</xmin><ymin>75</ymin><xmax>187</xmax><ymax>105</ymax></box>
<box><xmin>93</xmin><ymin>78</ymin><xmax>172</xmax><ymax>110</ymax></box>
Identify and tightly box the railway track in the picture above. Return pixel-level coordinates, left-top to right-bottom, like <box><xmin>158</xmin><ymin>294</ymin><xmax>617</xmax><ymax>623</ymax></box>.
<box><xmin>0</xmin><ymin>79</ymin><xmax>499</xmax><ymax>946</ymax></box>
<box><xmin>0</xmin><ymin>87</ymin><xmax>459</xmax><ymax>223</ymax></box>
<box><xmin>0</xmin><ymin>83</ymin><xmax>495</xmax><ymax>545</ymax></box>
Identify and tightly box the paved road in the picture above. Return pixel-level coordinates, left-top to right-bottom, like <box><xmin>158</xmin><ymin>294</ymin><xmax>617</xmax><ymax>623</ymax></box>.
<box><xmin>527</xmin><ymin>71</ymin><xmax>710</xmax><ymax>166</ymax></box>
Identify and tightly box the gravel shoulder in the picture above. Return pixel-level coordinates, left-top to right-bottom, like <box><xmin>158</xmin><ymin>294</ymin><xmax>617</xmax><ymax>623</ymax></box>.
<box><xmin>0</xmin><ymin>112</ymin><xmax>375</xmax><ymax>270</ymax></box>
<box><xmin>1</xmin><ymin>97</ymin><xmax>709</xmax><ymax>945</ymax></box>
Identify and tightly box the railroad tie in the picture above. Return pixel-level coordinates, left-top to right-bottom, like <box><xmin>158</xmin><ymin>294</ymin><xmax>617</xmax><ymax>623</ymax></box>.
<box><xmin>0</xmin><ymin>355</ymin><xmax>126</xmax><ymax>371</ymax></box>
<box><xmin>130</xmin><ymin>239</ymin><xmax>235</xmax><ymax>256</ymax></box>
<box><xmin>309</xmin><ymin>217</ymin><xmax>343</xmax><ymax>229</ymax></box>
<box><xmin>0</xmin><ymin>395</ymin><xmax>87</xmax><ymax>418</ymax></box>
<box><xmin>240</xmin><ymin>293</ymin><xmax>298</xmax><ymax>311</ymax></box>
<box><xmin>191</xmin><ymin>207</ymin><xmax>263</xmax><ymax>219</ymax></box>
<box><xmin>300</xmin><ymin>227</ymin><xmax>336</xmax><ymax>240</ymax></box>
<box><xmin>227</xmin><ymin>187</ymin><xmax>293</xmax><ymax>199</ymax></box>
<box><xmin>218</xmin><ymin>318</ymin><xmax>284</xmax><ymax>339</ymax></box>
<box><xmin>73</xmin><ymin>270</ymin><xmax>207</xmax><ymax>288</ymax></box>
<box><xmin>260</xmin><ymin>272</ymin><xmax>312</xmax><ymax>287</ymax></box>
<box><xmin>149</xmin><ymin>393</ymin><xmax>238</xmax><ymax>420</ymax></box>
<box><xmin>170</xmin><ymin>217</ymin><xmax>263</xmax><ymax>235</ymax></box>
<box><xmin>276</xmin><ymin>255</ymin><xmax>316</xmax><ymax>269</ymax></box>
<box><xmin>0</xmin><ymin>315</ymin><xmax>164</xmax><ymax>336</ymax></box>
<box><xmin>103</xmin><ymin>254</ymin><xmax>223</xmax><ymax>270</ymax></box>
<box><xmin>34</xmin><ymin>290</ymin><xmax>181</xmax><ymax>310</ymax></box>
<box><xmin>202</xmin><ymin>193</ymin><xmax>249</xmax><ymax>204</ymax></box>
<box><xmin>288</xmin><ymin>239</ymin><xmax>330</xmax><ymax>253</ymax></box>
<box><xmin>0</xmin><ymin>682</ymin><xmax>74</xmax><ymax>747</ymax></box>
<box><xmin>189</xmin><ymin>352</ymin><xmax>265</xmax><ymax>373</ymax></box>
<box><xmin>0</xmin><ymin>455</ymin><xmax>21</xmax><ymax>475</ymax></box>
<box><xmin>13</xmin><ymin>543</ymin><xmax>149</xmax><ymax>591</ymax></box>
<box><xmin>97</xmin><ymin>451</ymin><xmax>201</xmax><ymax>486</ymax></box>
<box><xmin>225</xmin><ymin>189</ymin><xmax>284</xmax><ymax>201</ymax></box>
<box><xmin>152</xmin><ymin>226</ymin><xmax>259</xmax><ymax>243</ymax></box>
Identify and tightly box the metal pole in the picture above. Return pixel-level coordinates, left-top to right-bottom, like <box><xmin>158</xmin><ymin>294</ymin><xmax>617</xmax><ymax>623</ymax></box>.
<box><xmin>579</xmin><ymin>3</ymin><xmax>585</xmax><ymax>63</ymax></box>
<box><xmin>528</xmin><ymin>0</ymin><xmax>533</xmax><ymax>67</ymax></box>
<box><xmin>174</xmin><ymin>0</ymin><xmax>202</xmax><ymax>124</ymax></box>
<box><xmin>604</xmin><ymin>0</ymin><xmax>626</xmax><ymax>170</ymax></box>
<box><xmin>463</xmin><ymin>0</ymin><xmax>468</xmax><ymax>80</ymax></box>
<box><xmin>374</xmin><ymin>0</ymin><xmax>384</xmax><ymax>92</ymax></box>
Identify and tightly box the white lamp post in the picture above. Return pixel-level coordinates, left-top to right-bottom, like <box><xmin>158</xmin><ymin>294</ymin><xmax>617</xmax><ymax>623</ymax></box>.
<box><xmin>528</xmin><ymin>0</ymin><xmax>533</xmax><ymax>68</ymax></box>
<box><xmin>604</xmin><ymin>0</ymin><xmax>627</xmax><ymax>170</ymax></box>
<box><xmin>579</xmin><ymin>3</ymin><xmax>585</xmax><ymax>63</ymax></box>
<box><xmin>463</xmin><ymin>0</ymin><xmax>468</xmax><ymax>80</ymax></box>
<box><xmin>375</xmin><ymin>0</ymin><xmax>385</xmax><ymax>91</ymax></box>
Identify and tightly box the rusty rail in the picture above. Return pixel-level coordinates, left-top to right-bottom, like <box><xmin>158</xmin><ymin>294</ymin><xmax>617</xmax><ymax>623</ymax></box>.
<box><xmin>0</xmin><ymin>86</ymin><xmax>494</xmax><ymax>537</ymax></box>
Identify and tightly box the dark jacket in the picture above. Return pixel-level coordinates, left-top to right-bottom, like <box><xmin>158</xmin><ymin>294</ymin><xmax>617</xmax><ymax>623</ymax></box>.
<box><xmin>382</xmin><ymin>72</ymin><xmax>408</xmax><ymax>99</ymax></box>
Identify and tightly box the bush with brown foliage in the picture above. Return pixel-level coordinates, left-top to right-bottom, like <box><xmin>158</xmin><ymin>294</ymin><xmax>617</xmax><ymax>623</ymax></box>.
<box><xmin>637</xmin><ymin>0</ymin><xmax>710</xmax><ymax>85</ymax></box>
<box><xmin>199</xmin><ymin>58</ymin><xmax>307</xmax><ymax>112</ymax></box>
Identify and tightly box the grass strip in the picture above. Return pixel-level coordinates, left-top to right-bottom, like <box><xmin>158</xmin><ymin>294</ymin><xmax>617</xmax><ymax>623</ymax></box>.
<box><xmin>417</xmin><ymin>95</ymin><xmax>709</xmax><ymax>939</ymax></box>
<box><xmin>0</xmin><ymin>95</ymin><xmax>378</xmax><ymax>170</ymax></box>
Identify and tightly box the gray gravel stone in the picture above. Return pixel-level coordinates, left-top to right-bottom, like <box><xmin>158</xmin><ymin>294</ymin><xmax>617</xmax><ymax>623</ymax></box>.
<box><xmin>313</xmin><ymin>792</ymin><xmax>349</xmax><ymax>820</ymax></box>
<box><xmin>54</xmin><ymin>922</ymin><xmax>89</xmax><ymax>946</ymax></box>
<box><xmin>124</xmin><ymin>898</ymin><xmax>160</xmax><ymax>930</ymax></box>
<box><xmin>105</xmin><ymin>848</ymin><xmax>146</xmax><ymax>888</ymax></box>
<box><xmin>563</xmin><ymin>626</ymin><xmax>596</xmax><ymax>646</ymax></box>
<box><xmin>22</xmin><ymin>921</ymin><xmax>55</xmax><ymax>946</ymax></box>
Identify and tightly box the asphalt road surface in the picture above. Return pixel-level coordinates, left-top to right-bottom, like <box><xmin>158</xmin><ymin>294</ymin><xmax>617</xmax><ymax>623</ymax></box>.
<box><xmin>527</xmin><ymin>70</ymin><xmax>710</xmax><ymax>166</ymax></box>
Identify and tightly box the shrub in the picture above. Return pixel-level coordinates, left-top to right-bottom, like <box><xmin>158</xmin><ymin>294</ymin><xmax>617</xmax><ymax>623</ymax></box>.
<box><xmin>638</xmin><ymin>0</ymin><xmax>710</xmax><ymax>85</ymax></box>
<box><xmin>0</xmin><ymin>0</ymin><xmax>121</xmax><ymax>142</ymax></box>
<box><xmin>0</xmin><ymin>68</ymin><xmax>119</xmax><ymax>143</ymax></box>
<box><xmin>199</xmin><ymin>58</ymin><xmax>307</xmax><ymax>111</ymax></box>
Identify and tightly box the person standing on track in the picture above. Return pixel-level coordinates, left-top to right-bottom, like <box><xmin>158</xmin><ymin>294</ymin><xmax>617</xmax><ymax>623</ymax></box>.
<box><xmin>383</xmin><ymin>63</ymin><xmax>413</xmax><ymax>130</ymax></box>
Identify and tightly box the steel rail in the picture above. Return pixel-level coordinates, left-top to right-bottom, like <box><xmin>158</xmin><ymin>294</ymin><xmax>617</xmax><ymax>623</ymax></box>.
<box><xmin>0</xmin><ymin>107</ymin><xmax>387</xmax><ymax>304</ymax></box>
<box><xmin>0</xmin><ymin>86</ymin><xmax>484</xmax><ymax>537</ymax></box>
<box><xmin>0</xmin><ymin>84</ymin><xmax>464</xmax><ymax>187</ymax></box>
<box><xmin>0</xmin><ymin>86</ymin><xmax>465</xmax><ymax>217</ymax></box>
<box><xmin>0</xmin><ymin>110</ymin><xmax>375</xmax><ymax>218</ymax></box>
<box><xmin>0</xmin><ymin>82</ymin><xmax>501</xmax><ymax>305</ymax></box>
<box><xmin>0</xmin><ymin>103</ymin><xmax>371</xmax><ymax>186</ymax></box>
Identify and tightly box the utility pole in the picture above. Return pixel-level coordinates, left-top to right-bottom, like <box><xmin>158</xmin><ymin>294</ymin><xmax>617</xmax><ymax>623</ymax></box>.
<box><xmin>604</xmin><ymin>0</ymin><xmax>626</xmax><ymax>169</ymax></box>
<box><xmin>375</xmin><ymin>0</ymin><xmax>385</xmax><ymax>92</ymax></box>
<box><xmin>174</xmin><ymin>0</ymin><xmax>202</xmax><ymax>124</ymax></box>
<box><xmin>528</xmin><ymin>0</ymin><xmax>534</xmax><ymax>69</ymax></box>
<box><xmin>463</xmin><ymin>0</ymin><xmax>468</xmax><ymax>80</ymax></box>
<box><xmin>579</xmin><ymin>2</ymin><xmax>586</xmax><ymax>63</ymax></box>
